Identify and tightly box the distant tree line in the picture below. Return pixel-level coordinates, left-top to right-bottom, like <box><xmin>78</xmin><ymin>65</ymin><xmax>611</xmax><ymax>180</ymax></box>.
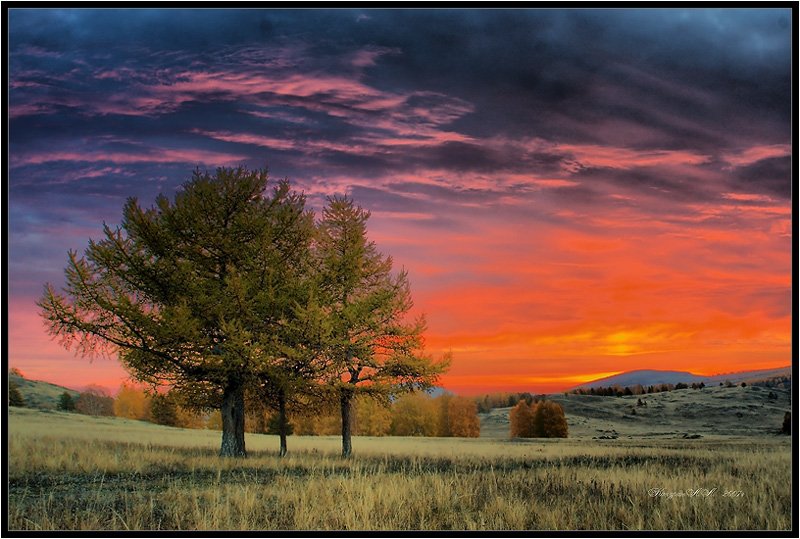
<box><xmin>570</xmin><ymin>382</ymin><xmax>709</xmax><ymax>397</ymax></box>
<box><xmin>51</xmin><ymin>382</ymin><xmax>480</xmax><ymax>437</ymax></box>
<box><xmin>474</xmin><ymin>391</ymin><xmax>548</xmax><ymax>413</ymax></box>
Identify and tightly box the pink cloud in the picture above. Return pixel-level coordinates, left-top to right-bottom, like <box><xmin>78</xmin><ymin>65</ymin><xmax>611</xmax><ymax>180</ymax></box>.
<box><xmin>722</xmin><ymin>192</ymin><xmax>775</xmax><ymax>203</ymax></box>
<box><xmin>12</xmin><ymin>147</ymin><xmax>247</xmax><ymax>167</ymax></box>
<box><xmin>349</xmin><ymin>47</ymin><xmax>398</xmax><ymax>68</ymax></box>
<box><xmin>721</xmin><ymin>144</ymin><xmax>791</xmax><ymax>167</ymax></box>
<box><xmin>555</xmin><ymin>143</ymin><xmax>711</xmax><ymax>170</ymax></box>
<box><xmin>9</xmin><ymin>103</ymin><xmax>57</xmax><ymax>119</ymax></box>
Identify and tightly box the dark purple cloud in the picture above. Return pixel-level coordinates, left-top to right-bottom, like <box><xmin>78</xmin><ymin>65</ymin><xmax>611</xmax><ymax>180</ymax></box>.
<box><xmin>7</xmin><ymin>8</ymin><xmax>793</xmax><ymax>392</ymax></box>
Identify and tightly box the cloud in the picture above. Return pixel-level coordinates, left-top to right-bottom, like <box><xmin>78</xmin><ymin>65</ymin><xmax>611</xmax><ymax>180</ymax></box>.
<box><xmin>722</xmin><ymin>144</ymin><xmax>791</xmax><ymax>168</ymax></box>
<box><xmin>7</xmin><ymin>9</ymin><xmax>792</xmax><ymax>394</ymax></box>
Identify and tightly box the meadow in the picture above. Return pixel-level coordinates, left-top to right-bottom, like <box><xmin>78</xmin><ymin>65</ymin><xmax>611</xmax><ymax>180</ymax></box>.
<box><xmin>7</xmin><ymin>406</ymin><xmax>792</xmax><ymax>531</ymax></box>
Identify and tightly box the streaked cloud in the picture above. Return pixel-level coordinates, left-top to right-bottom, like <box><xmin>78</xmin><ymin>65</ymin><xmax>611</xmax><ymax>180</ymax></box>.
<box><xmin>8</xmin><ymin>8</ymin><xmax>791</xmax><ymax>394</ymax></box>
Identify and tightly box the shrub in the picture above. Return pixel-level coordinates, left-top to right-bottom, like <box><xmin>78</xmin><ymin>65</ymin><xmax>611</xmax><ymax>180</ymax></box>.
<box><xmin>510</xmin><ymin>399</ymin><xmax>568</xmax><ymax>438</ymax></box>
<box><xmin>266</xmin><ymin>414</ymin><xmax>295</xmax><ymax>436</ymax></box>
<box><xmin>781</xmin><ymin>412</ymin><xmax>791</xmax><ymax>435</ymax></box>
<box><xmin>534</xmin><ymin>400</ymin><xmax>568</xmax><ymax>438</ymax></box>
<box><xmin>8</xmin><ymin>382</ymin><xmax>25</xmax><ymax>407</ymax></box>
<box><xmin>355</xmin><ymin>397</ymin><xmax>392</xmax><ymax>436</ymax></box>
<box><xmin>58</xmin><ymin>392</ymin><xmax>76</xmax><ymax>411</ymax></box>
<box><xmin>114</xmin><ymin>384</ymin><xmax>151</xmax><ymax>420</ymax></box>
<box><xmin>390</xmin><ymin>393</ymin><xmax>439</xmax><ymax>436</ymax></box>
<box><xmin>509</xmin><ymin>400</ymin><xmax>535</xmax><ymax>438</ymax></box>
<box><xmin>446</xmin><ymin>396</ymin><xmax>480</xmax><ymax>437</ymax></box>
<box><xmin>149</xmin><ymin>393</ymin><xmax>178</xmax><ymax>426</ymax></box>
<box><xmin>75</xmin><ymin>388</ymin><xmax>114</xmax><ymax>416</ymax></box>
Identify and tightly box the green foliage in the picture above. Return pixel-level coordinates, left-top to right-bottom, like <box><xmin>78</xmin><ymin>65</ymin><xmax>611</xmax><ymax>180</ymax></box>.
<box><xmin>9</xmin><ymin>382</ymin><xmax>25</xmax><ymax>407</ymax></box>
<box><xmin>58</xmin><ymin>392</ymin><xmax>76</xmax><ymax>411</ymax></box>
<box><xmin>316</xmin><ymin>196</ymin><xmax>449</xmax><ymax>396</ymax></box>
<box><xmin>37</xmin><ymin>167</ymin><xmax>451</xmax><ymax>458</ymax></box>
<box><xmin>149</xmin><ymin>393</ymin><xmax>178</xmax><ymax>426</ymax></box>
<box><xmin>314</xmin><ymin>195</ymin><xmax>450</xmax><ymax>455</ymax></box>
<box><xmin>266</xmin><ymin>413</ymin><xmax>294</xmax><ymax>436</ymax></box>
<box><xmin>38</xmin><ymin>167</ymin><xmax>319</xmax><ymax>457</ymax></box>
<box><xmin>41</xmin><ymin>167</ymin><xmax>312</xmax><ymax>398</ymax></box>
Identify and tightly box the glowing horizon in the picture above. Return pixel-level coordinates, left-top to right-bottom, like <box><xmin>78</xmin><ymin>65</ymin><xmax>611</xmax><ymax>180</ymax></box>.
<box><xmin>8</xmin><ymin>8</ymin><xmax>793</xmax><ymax>396</ymax></box>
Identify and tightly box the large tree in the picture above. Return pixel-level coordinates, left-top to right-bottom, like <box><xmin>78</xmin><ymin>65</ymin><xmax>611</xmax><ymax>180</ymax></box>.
<box><xmin>38</xmin><ymin>167</ymin><xmax>312</xmax><ymax>457</ymax></box>
<box><xmin>315</xmin><ymin>195</ymin><xmax>450</xmax><ymax>457</ymax></box>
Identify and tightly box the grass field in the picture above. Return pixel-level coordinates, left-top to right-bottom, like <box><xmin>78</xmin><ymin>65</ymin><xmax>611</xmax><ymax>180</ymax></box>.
<box><xmin>7</xmin><ymin>406</ymin><xmax>792</xmax><ymax>531</ymax></box>
<box><xmin>482</xmin><ymin>384</ymin><xmax>792</xmax><ymax>439</ymax></box>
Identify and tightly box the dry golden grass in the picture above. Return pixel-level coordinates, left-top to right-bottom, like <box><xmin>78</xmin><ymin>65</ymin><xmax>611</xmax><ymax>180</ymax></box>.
<box><xmin>7</xmin><ymin>407</ymin><xmax>792</xmax><ymax>531</ymax></box>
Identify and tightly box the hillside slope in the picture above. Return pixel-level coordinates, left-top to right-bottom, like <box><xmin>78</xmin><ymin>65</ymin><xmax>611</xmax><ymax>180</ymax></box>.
<box><xmin>575</xmin><ymin>366</ymin><xmax>791</xmax><ymax>390</ymax></box>
<box><xmin>8</xmin><ymin>374</ymin><xmax>80</xmax><ymax>410</ymax></box>
<box><xmin>479</xmin><ymin>384</ymin><xmax>791</xmax><ymax>439</ymax></box>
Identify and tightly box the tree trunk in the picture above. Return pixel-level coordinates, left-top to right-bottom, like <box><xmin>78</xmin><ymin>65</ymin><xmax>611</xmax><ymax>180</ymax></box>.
<box><xmin>278</xmin><ymin>388</ymin><xmax>288</xmax><ymax>457</ymax></box>
<box><xmin>220</xmin><ymin>381</ymin><xmax>247</xmax><ymax>458</ymax></box>
<box><xmin>340</xmin><ymin>389</ymin><xmax>353</xmax><ymax>458</ymax></box>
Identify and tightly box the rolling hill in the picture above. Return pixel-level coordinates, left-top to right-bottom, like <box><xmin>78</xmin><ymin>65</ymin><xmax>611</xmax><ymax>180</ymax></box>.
<box><xmin>8</xmin><ymin>373</ymin><xmax>80</xmax><ymax>410</ymax></box>
<box><xmin>573</xmin><ymin>366</ymin><xmax>791</xmax><ymax>390</ymax></box>
<box><xmin>479</xmin><ymin>383</ymin><xmax>792</xmax><ymax>439</ymax></box>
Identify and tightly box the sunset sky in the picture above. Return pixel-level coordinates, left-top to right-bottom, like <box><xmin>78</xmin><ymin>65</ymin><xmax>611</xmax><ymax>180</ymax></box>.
<box><xmin>8</xmin><ymin>8</ymin><xmax>793</xmax><ymax>395</ymax></box>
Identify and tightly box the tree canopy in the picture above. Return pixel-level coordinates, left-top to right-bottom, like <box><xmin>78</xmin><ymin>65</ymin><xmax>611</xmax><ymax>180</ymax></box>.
<box><xmin>39</xmin><ymin>167</ymin><xmax>314</xmax><ymax>457</ymax></box>
<box><xmin>315</xmin><ymin>196</ymin><xmax>450</xmax><ymax>456</ymax></box>
<box><xmin>39</xmin><ymin>167</ymin><xmax>450</xmax><ymax>458</ymax></box>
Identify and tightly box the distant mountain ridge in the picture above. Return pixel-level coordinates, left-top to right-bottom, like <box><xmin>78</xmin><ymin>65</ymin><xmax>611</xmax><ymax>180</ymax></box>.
<box><xmin>574</xmin><ymin>366</ymin><xmax>791</xmax><ymax>390</ymax></box>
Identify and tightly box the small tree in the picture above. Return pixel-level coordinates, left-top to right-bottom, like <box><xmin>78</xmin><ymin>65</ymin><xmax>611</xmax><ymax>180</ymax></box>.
<box><xmin>510</xmin><ymin>399</ymin><xmax>567</xmax><ymax>438</ymax></box>
<box><xmin>75</xmin><ymin>387</ymin><xmax>114</xmax><ymax>416</ymax></box>
<box><xmin>8</xmin><ymin>382</ymin><xmax>25</xmax><ymax>407</ymax></box>
<box><xmin>354</xmin><ymin>396</ymin><xmax>392</xmax><ymax>436</ymax></box>
<box><xmin>114</xmin><ymin>383</ymin><xmax>151</xmax><ymax>420</ymax></box>
<box><xmin>531</xmin><ymin>400</ymin><xmax>568</xmax><ymax>438</ymax></box>
<box><xmin>266</xmin><ymin>413</ymin><xmax>295</xmax><ymax>436</ymax></box>
<box><xmin>390</xmin><ymin>392</ymin><xmax>440</xmax><ymax>436</ymax></box>
<box><xmin>315</xmin><ymin>196</ymin><xmax>449</xmax><ymax>457</ymax></box>
<box><xmin>446</xmin><ymin>396</ymin><xmax>480</xmax><ymax>437</ymax></box>
<box><xmin>58</xmin><ymin>392</ymin><xmax>76</xmax><ymax>411</ymax></box>
<box><xmin>149</xmin><ymin>392</ymin><xmax>178</xmax><ymax>426</ymax></box>
<box><xmin>781</xmin><ymin>412</ymin><xmax>791</xmax><ymax>435</ymax></box>
<box><xmin>509</xmin><ymin>400</ymin><xmax>535</xmax><ymax>438</ymax></box>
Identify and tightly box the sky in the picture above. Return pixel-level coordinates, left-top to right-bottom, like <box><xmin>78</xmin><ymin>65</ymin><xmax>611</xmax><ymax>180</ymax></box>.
<box><xmin>7</xmin><ymin>8</ymin><xmax>793</xmax><ymax>395</ymax></box>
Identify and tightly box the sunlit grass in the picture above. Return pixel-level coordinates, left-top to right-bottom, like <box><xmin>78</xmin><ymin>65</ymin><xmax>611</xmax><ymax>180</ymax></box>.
<box><xmin>7</xmin><ymin>407</ymin><xmax>792</xmax><ymax>531</ymax></box>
